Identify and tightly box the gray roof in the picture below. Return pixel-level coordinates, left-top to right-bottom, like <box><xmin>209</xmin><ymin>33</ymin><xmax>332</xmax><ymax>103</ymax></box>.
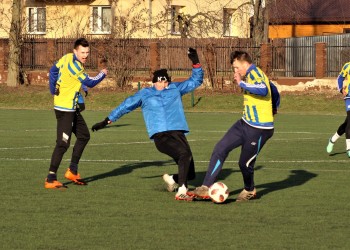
<box><xmin>269</xmin><ymin>0</ymin><xmax>350</xmax><ymax>24</ymax></box>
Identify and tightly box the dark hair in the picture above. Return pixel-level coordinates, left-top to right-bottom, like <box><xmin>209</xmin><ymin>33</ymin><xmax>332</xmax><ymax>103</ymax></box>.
<box><xmin>74</xmin><ymin>38</ymin><xmax>89</xmax><ymax>49</ymax></box>
<box><xmin>230</xmin><ymin>51</ymin><xmax>252</xmax><ymax>64</ymax></box>
<box><xmin>152</xmin><ymin>69</ymin><xmax>171</xmax><ymax>83</ymax></box>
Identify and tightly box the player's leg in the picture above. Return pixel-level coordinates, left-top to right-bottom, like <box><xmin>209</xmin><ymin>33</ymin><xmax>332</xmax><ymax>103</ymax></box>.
<box><xmin>189</xmin><ymin>120</ymin><xmax>243</xmax><ymax>198</ymax></box>
<box><xmin>154</xmin><ymin>132</ymin><xmax>179</xmax><ymax>191</ymax></box>
<box><xmin>45</xmin><ymin>110</ymin><xmax>75</xmax><ymax>188</ymax></box>
<box><xmin>327</xmin><ymin>118</ymin><xmax>346</xmax><ymax>153</ymax></box>
<box><xmin>171</xmin><ymin>133</ymin><xmax>196</xmax><ymax>183</ymax></box>
<box><xmin>154</xmin><ymin>131</ymin><xmax>194</xmax><ymax>200</ymax></box>
<box><xmin>202</xmin><ymin>120</ymin><xmax>244</xmax><ymax>186</ymax></box>
<box><xmin>344</xmin><ymin>110</ymin><xmax>350</xmax><ymax>157</ymax></box>
<box><xmin>64</xmin><ymin>111</ymin><xmax>90</xmax><ymax>185</ymax></box>
<box><xmin>236</xmin><ymin>125</ymin><xmax>274</xmax><ymax>201</ymax></box>
<box><xmin>154</xmin><ymin>131</ymin><xmax>194</xmax><ymax>185</ymax></box>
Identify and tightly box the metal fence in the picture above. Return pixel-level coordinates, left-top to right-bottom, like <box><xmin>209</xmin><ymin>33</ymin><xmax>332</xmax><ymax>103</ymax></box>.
<box><xmin>271</xmin><ymin>34</ymin><xmax>350</xmax><ymax>77</ymax></box>
<box><xmin>9</xmin><ymin>35</ymin><xmax>350</xmax><ymax>78</ymax></box>
<box><xmin>18</xmin><ymin>37</ymin><xmax>261</xmax><ymax>76</ymax></box>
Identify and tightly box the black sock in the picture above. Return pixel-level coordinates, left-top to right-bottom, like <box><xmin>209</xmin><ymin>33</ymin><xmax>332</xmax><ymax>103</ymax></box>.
<box><xmin>47</xmin><ymin>173</ymin><xmax>57</xmax><ymax>182</ymax></box>
<box><xmin>69</xmin><ymin>162</ymin><xmax>78</xmax><ymax>175</ymax></box>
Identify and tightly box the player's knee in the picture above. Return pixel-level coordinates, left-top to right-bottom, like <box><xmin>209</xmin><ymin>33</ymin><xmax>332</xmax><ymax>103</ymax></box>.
<box><xmin>56</xmin><ymin>140</ymin><xmax>70</xmax><ymax>152</ymax></box>
<box><xmin>179</xmin><ymin>151</ymin><xmax>192</xmax><ymax>163</ymax></box>
<box><xmin>212</xmin><ymin>148</ymin><xmax>228</xmax><ymax>162</ymax></box>
<box><xmin>238</xmin><ymin>160</ymin><xmax>254</xmax><ymax>174</ymax></box>
<box><xmin>78</xmin><ymin>132</ymin><xmax>90</xmax><ymax>144</ymax></box>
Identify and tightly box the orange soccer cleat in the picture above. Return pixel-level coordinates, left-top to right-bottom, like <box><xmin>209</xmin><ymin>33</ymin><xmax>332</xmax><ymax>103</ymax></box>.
<box><xmin>45</xmin><ymin>178</ymin><xmax>67</xmax><ymax>189</ymax></box>
<box><xmin>64</xmin><ymin>169</ymin><xmax>87</xmax><ymax>185</ymax></box>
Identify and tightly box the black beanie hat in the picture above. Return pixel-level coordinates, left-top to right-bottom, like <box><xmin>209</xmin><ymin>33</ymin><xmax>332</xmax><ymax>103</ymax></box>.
<box><xmin>152</xmin><ymin>69</ymin><xmax>171</xmax><ymax>83</ymax></box>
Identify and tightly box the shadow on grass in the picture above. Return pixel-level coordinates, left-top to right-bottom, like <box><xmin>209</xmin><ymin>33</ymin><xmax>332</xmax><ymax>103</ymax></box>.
<box><xmin>96</xmin><ymin>123</ymin><xmax>131</xmax><ymax>130</ymax></box>
<box><xmin>190</xmin><ymin>167</ymin><xmax>317</xmax><ymax>204</ymax></box>
<box><xmin>228</xmin><ymin>168</ymin><xmax>317</xmax><ymax>201</ymax></box>
<box><xmin>188</xmin><ymin>166</ymin><xmax>263</xmax><ymax>204</ymax></box>
<box><xmin>141</xmin><ymin>165</ymin><xmax>264</xmax><ymax>187</ymax></box>
<box><xmin>63</xmin><ymin>160</ymin><xmax>174</xmax><ymax>185</ymax></box>
<box><xmin>329</xmin><ymin>151</ymin><xmax>347</xmax><ymax>156</ymax></box>
<box><xmin>193</xmin><ymin>97</ymin><xmax>202</xmax><ymax>107</ymax></box>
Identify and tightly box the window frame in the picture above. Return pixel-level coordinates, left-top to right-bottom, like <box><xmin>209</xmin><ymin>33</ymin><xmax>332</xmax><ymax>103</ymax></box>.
<box><xmin>27</xmin><ymin>7</ymin><xmax>46</xmax><ymax>35</ymax></box>
<box><xmin>170</xmin><ymin>5</ymin><xmax>183</xmax><ymax>36</ymax></box>
<box><xmin>223</xmin><ymin>8</ymin><xmax>235</xmax><ymax>37</ymax></box>
<box><xmin>90</xmin><ymin>5</ymin><xmax>112</xmax><ymax>34</ymax></box>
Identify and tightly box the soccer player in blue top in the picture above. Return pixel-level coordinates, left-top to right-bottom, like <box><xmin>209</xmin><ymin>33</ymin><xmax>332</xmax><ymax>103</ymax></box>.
<box><xmin>91</xmin><ymin>48</ymin><xmax>203</xmax><ymax>201</ymax></box>
<box><xmin>327</xmin><ymin>62</ymin><xmax>350</xmax><ymax>157</ymax></box>
<box><xmin>45</xmin><ymin>38</ymin><xmax>108</xmax><ymax>189</ymax></box>
<box><xmin>188</xmin><ymin>51</ymin><xmax>275</xmax><ymax>202</ymax></box>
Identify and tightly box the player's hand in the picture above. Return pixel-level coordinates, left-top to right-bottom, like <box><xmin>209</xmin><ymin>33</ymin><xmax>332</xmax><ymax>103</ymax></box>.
<box><xmin>342</xmin><ymin>86</ymin><xmax>348</xmax><ymax>97</ymax></box>
<box><xmin>92</xmin><ymin>117</ymin><xmax>111</xmax><ymax>132</ymax></box>
<box><xmin>188</xmin><ymin>47</ymin><xmax>200</xmax><ymax>65</ymax></box>
<box><xmin>101</xmin><ymin>68</ymin><xmax>108</xmax><ymax>76</ymax></box>
<box><xmin>84</xmin><ymin>91</ymin><xmax>88</xmax><ymax>97</ymax></box>
<box><xmin>234</xmin><ymin>72</ymin><xmax>241</xmax><ymax>84</ymax></box>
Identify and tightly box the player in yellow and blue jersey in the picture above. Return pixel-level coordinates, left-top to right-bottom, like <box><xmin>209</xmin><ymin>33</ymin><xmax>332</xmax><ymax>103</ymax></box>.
<box><xmin>327</xmin><ymin>62</ymin><xmax>350</xmax><ymax>157</ymax></box>
<box><xmin>189</xmin><ymin>51</ymin><xmax>276</xmax><ymax>202</ymax></box>
<box><xmin>45</xmin><ymin>38</ymin><xmax>108</xmax><ymax>189</ymax></box>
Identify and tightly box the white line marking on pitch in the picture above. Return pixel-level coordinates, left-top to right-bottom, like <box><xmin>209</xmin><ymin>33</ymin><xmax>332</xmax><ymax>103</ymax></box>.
<box><xmin>0</xmin><ymin>129</ymin><xmax>331</xmax><ymax>135</ymax></box>
<box><xmin>0</xmin><ymin>139</ymin><xmax>209</xmax><ymax>150</ymax></box>
<box><xmin>0</xmin><ymin>158</ymin><xmax>349</xmax><ymax>164</ymax></box>
<box><xmin>0</xmin><ymin>158</ymin><xmax>348</xmax><ymax>172</ymax></box>
<box><xmin>0</xmin><ymin>136</ymin><xmax>323</xmax><ymax>151</ymax></box>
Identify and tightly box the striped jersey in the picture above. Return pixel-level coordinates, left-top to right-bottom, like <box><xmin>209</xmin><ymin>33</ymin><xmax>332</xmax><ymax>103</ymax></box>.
<box><xmin>239</xmin><ymin>64</ymin><xmax>273</xmax><ymax>129</ymax></box>
<box><xmin>337</xmin><ymin>62</ymin><xmax>350</xmax><ymax>99</ymax></box>
<box><xmin>49</xmin><ymin>53</ymin><xmax>106</xmax><ymax>111</ymax></box>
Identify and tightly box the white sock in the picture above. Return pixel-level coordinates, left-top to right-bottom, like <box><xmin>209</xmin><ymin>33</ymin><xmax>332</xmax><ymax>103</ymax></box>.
<box><xmin>331</xmin><ymin>132</ymin><xmax>340</xmax><ymax>143</ymax></box>
<box><xmin>177</xmin><ymin>184</ymin><xmax>187</xmax><ymax>194</ymax></box>
<box><xmin>346</xmin><ymin>139</ymin><xmax>350</xmax><ymax>151</ymax></box>
<box><xmin>169</xmin><ymin>175</ymin><xmax>175</xmax><ymax>184</ymax></box>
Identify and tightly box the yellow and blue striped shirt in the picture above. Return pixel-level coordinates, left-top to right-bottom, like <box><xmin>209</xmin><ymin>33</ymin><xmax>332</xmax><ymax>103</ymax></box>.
<box><xmin>49</xmin><ymin>53</ymin><xmax>106</xmax><ymax>111</ymax></box>
<box><xmin>338</xmin><ymin>62</ymin><xmax>350</xmax><ymax>99</ymax></box>
<box><xmin>239</xmin><ymin>64</ymin><xmax>273</xmax><ymax>129</ymax></box>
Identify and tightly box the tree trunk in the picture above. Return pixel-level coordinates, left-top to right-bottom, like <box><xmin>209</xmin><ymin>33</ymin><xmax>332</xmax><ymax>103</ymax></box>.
<box><xmin>252</xmin><ymin>0</ymin><xmax>265</xmax><ymax>46</ymax></box>
<box><xmin>7</xmin><ymin>0</ymin><xmax>22</xmax><ymax>87</ymax></box>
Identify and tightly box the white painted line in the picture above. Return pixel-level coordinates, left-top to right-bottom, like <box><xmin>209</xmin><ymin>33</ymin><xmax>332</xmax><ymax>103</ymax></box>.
<box><xmin>0</xmin><ymin>158</ymin><xmax>348</xmax><ymax>164</ymax></box>
<box><xmin>0</xmin><ymin>139</ymin><xmax>211</xmax><ymax>150</ymax></box>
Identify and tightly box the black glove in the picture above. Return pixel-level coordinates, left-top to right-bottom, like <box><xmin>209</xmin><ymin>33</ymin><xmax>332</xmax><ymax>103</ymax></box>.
<box><xmin>54</xmin><ymin>84</ymin><xmax>60</xmax><ymax>96</ymax></box>
<box><xmin>188</xmin><ymin>47</ymin><xmax>200</xmax><ymax>65</ymax></box>
<box><xmin>77</xmin><ymin>103</ymin><xmax>85</xmax><ymax>112</ymax></box>
<box><xmin>92</xmin><ymin>117</ymin><xmax>111</xmax><ymax>132</ymax></box>
<box><xmin>84</xmin><ymin>91</ymin><xmax>88</xmax><ymax>97</ymax></box>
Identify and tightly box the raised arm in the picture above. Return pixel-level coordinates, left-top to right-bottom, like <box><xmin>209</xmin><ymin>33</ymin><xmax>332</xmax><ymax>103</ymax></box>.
<box><xmin>172</xmin><ymin>48</ymin><xmax>204</xmax><ymax>95</ymax></box>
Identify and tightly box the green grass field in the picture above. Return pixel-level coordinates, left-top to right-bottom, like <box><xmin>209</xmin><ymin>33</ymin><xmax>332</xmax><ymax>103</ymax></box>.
<box><xmin>1</xmin><ymin>106</ymin><xmax>350</xmax><ymax>249</ymax></box>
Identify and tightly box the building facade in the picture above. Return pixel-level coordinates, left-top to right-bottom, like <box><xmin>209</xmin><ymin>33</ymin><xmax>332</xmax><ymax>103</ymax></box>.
<box><xmin>0</xmin><ymin>0</ymin><xmax>252</xmax><ymax>39</ymax></box>
<box><xmin>269</xmin><ymin>0</ymin><xmax>350</xmax><ymax>38</ymax></box>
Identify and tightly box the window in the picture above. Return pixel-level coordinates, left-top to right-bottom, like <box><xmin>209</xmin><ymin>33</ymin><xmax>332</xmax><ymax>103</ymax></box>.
<box><xmin>170</xmin><ymin>5</ymin><xmax>183</xmax><ymax>35</ymax></box>
<box><xmin>27</xmin><ymin>7</ymin><xmax>46</xmax><ymax>34</ymax></box>
<box><xmin>223</xmin><ymin>8</ymin><xmax>235</xmax><ymax>37</ymax></box>
<box><xmin>344</xmin><ymin>28</ymin><xmax>350</xmax><ymax>34</ymax></box>
<box><xmin>91</xmin><ymin>6</ymin><xmax>111</xmax><ymax>34</ymax></box>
